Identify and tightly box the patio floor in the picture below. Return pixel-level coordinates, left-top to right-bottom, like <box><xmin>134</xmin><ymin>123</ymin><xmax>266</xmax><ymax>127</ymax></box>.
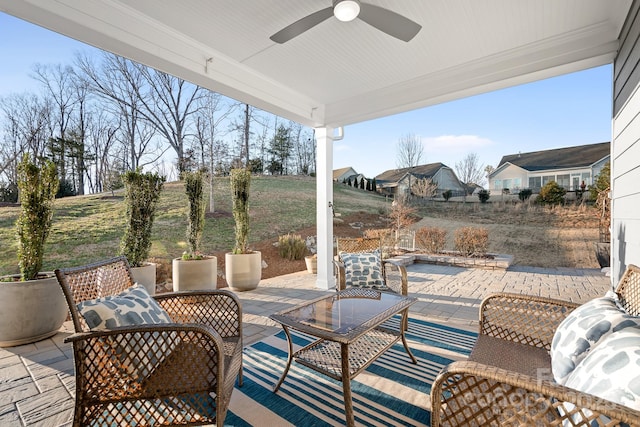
<box><xmin>0</xmin><ymin>263</ymin><xmax>610</xmax><ymax>426</ymax></box>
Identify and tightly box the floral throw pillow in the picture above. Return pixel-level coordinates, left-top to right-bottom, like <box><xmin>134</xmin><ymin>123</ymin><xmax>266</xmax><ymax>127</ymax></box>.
<box><xmin>339</xmin><ymin>250</ymin><xmax>387</xmax><ymax>290</ymax></box>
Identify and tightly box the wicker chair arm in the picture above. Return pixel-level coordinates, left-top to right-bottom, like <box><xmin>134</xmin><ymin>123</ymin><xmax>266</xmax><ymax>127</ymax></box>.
<box><xmin>333</xmin><ymin>260</ymin><xmax>347</xmax><ymax>290</ymax></box>
<box><xmin>154</xmin><ymin>290</ymin><xmax>242</xmax><ymax>338</ymax></box>
<box><xmin>431</xmin><ymin>360</ymin><xmax>640</xmax><ymax>427</ymax></box>
<box><xmin>65</xmin><ymin>324</ymin><xmax>227</xmax><ymax>400</ymax></box>
<box><xmin>479</xmin><ymin>292</ymin><xmax>579</xmax><ymax>350</ymax></box>
<box><xmin>382</xmin><ymin>261</ymin><xmax>408</xmax><ymax>295</ymax></box>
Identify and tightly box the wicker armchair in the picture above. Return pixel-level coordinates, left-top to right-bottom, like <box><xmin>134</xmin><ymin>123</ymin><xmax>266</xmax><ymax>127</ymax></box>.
<box><xmin>334</xmin><ymin>237</ymin><xmax>408</xmax><ymax>330</ymax></box>
<box><xmin>55</xmin><ymin>257</ymin><xmax>243</xmax><ymax>427</ymax></box>
<box><xmin>431</xmin><ymin>265</ymin><xmax>640</xmax><ymax>427</ymax></box>
<box><xmin>334</xmin><ymin>237</ymin><xmax>408</xmax><ymax>295</ymax></box>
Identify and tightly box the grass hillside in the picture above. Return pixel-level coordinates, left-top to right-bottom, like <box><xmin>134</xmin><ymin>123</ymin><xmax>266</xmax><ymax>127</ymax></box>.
<box><xmin>0</xmin><ymin>175</ymin><xmax>387</xmax><ymax>275</ymax></box>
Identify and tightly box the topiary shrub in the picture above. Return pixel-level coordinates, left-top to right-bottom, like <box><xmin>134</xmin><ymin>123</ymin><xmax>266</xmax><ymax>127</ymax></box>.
<box><xmin>537</xmin><ymin>181</ymin><xmax>566</xmax><ymax>205</ymax></box>
<box><xmin>183</xmin><ymin>170</ymin><xmax>206</xmax><ymax>259</ymax></box>
<box><xmin>16</xmin><ymin>154</ymin><xmax>59</xmax><ymax>281</ymax></box>
<box><xmin>454</xmin><ymin>226</ymin><xmax>489</xmax><ymax>257</ymax></box>
<box><xmin>477</xmin><ymin>189</ymin><xmax>490</xmax><ymax>203</ymax></box>
<box><xmin>230</xmin><ymin>168</ymin><xmax>252</xmax><ymax>254</ymax></box>
<box><xmin>518</xmin><ymin>188</ymin><xmax>533</xmax><ymax>201</ymax></box>
<box><xmin>415</xmin><ymin>227</ymin><xmax>447</xmax><ymax>254</ymax></box>
<box><xmin>442</xmin><ymin>189</ymin><xmax>452</xmax><ymax>201</ymax></box>
<box><xmin>278</xmin><ymin>233</ymin><xmax>307</xmax><ymax>260</ymax></box>
<box><xmin>120</xmin><ymin>169</ymin><xmax>165</xmax><ymax>267</ymax></box>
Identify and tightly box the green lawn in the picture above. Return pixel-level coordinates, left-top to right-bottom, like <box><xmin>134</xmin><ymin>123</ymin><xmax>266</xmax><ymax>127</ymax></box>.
<box><xmin>0</xmin><ymin>175</ymin><xmax>387</xmax><ymax>274</ymax></box>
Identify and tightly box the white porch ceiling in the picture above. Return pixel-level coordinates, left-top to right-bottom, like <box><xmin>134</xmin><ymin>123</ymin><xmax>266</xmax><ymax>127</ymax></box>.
<box><xmin>0</xmin><ymin>0</ymin><xmax>631</xmax><ymax>128</ymax></box>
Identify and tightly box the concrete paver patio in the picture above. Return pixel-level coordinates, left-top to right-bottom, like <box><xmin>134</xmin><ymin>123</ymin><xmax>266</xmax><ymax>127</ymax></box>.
<box><xmin>0</xmin><ymin>263</ymin><xmax>611</xmax><ymax>426</ymax></box>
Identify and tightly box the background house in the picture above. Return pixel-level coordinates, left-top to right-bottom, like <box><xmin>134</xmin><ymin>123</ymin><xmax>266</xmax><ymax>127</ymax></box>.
<box><xmin>489</xmin><ymin>142</ymin><xmax>610</xmax><ymax>194</ymax></box>
<box><xmin>333</xmin><ymin>167</ymin><xmax>358</xmax><ymax>183</ymax></box>
<box><xmin>375</xmin><ymin>163</ymin><xmax>466</xmax><ymax>198</ymax></box>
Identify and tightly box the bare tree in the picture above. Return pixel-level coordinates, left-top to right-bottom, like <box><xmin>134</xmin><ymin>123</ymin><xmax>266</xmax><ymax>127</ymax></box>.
<box><xmin>484</xmin><ymin>165</ymin><xmax>495</xmax><ymax>188</ymax></box>
<box><xmin>396</xmin><ymin>133</ymin><xmax>424</xmax><ymax>168</ymax></box>
<box><xmin>192</xmin><ymin>91</ymin><xmax>237</xmax><ymax>211</ymax></box>
<box><xmin>387</xmin><ymin>194</ymin><xmax>417</xmax><ymax>235</ymax></box>
<box><xmin>290</xmin><ymin>122</ymin><xmax>315</xmax><ymax>175</ymax></box>
<box><xmin>32</xmin><ymin>63</ymin><xmax>77</xmax><ymax>184</ymax></box>
<box><xmin>85</xmin><ymin>109</ymin><xmax>118</xmax><ymax>193</ymax></box>
<box><xmin>253</xmin><ymin>113</ymin><xmax>271</xmax><ymax>173</ymax></box>
<box><xmin>411</xmin><ymin>177</ymin><xmax>438</xmax><ymax>200</ymax></box>
<box><xmin>136</xmin><ymin>65</ymin><xmax>204</xmax><ymax>173</ymax></box>
<box><xmin>455</xmin><ymin>152</ymin><xmax>486</xmax><ymax>188</ymax></box>
<box><xmin>0</xmin><ymin>93</ymin><xmax>51</xmax><ymax>167</ymax></box>
<box><xmin>75</xmin><ymin>52</ymin><xmax>165</xmax><ymax>171</ymax></box>
<box><xmin>230</xmin><ymin>103</ymin><xmax>263</xmax><ymax>168</ymax></box>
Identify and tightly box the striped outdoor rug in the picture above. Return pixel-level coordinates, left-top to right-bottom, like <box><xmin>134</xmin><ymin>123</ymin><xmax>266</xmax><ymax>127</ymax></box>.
<box><xmin>225</xmin><ymin>317</ymin><xmax>477</xmax><ymax>426</ymax></box>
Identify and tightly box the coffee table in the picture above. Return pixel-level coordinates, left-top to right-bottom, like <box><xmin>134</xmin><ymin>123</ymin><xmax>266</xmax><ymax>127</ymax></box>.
<box><xmin>269</xmin><ymin>287</ymin><xmax>418</xmax><ymax>427</ymax></box>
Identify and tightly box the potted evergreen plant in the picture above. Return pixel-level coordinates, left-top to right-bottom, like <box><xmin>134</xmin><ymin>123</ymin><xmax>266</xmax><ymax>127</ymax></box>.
<box><xmin>0</xmin><ymin>154</ymin><xmax>67</xmax><ymax>347</ymax></box>
<box><xmin>225</xmin><ymin>168</ymin><xmax>261</xmax><ymax>291</ymax></box>
<box><xmin>172</xmin><ymin>170</ymin><xmax>217</xmax><ymax>291</ymax></box>
<box><xmin>120</xmin><ymin>169</ymin><xmax>165</xmax><ymax>295</ymax></box>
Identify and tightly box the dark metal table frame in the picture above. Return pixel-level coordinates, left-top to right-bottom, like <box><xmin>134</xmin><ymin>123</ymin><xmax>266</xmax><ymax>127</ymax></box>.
<box><xmin>269</xmin><ymin>288</ymin><xmax>418</xmax><ymax>427</ymax></box>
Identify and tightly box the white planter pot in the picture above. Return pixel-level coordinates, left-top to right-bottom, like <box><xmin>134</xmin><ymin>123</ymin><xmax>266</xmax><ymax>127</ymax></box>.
<box><xmin>172</xmin><ymin>256</ymin><xmax>218</xmax><ymax>291</ymax></box>
<box><xmin>130</xmin><ymin>262</ymin><xmax>157</xmax><ymax>295</ymax></box>
<box><xmin>0</xmin><ymin>274</ymin><xmax>68</xmax><ymax>347</ymax></box>
<box><xmin>305</xmin><ymin>256</ymin><xmax>317</xmax><ymax>274</ymax></box>
<box><xmin>225</xmin><ymin>251</ymin><xmax>261</xmax><ymax>291</ymax></box>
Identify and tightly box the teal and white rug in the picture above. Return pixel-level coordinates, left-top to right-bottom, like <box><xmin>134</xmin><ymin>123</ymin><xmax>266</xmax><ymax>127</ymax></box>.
<box><xmin>226</xmin><ymin>317</ymin><xmax>477</xmax><ymax>426</ymax></box>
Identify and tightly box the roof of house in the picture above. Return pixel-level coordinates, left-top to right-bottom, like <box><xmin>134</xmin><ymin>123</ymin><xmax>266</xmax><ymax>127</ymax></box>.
<box><xmin>465</xmin><ymin>183</ymin><xmax>484</xmax><ymax>193</ymax></box>
<box><xmin>496</xmin><ymin>142</ymin><xmax>610</xmax><ymax>172</ymax></box>
<box><xmin>333</xmin><ymin>167</ymin><xmax>356</xmax><ymax>180</ymax></box>
<box><xmin>376</xmin><ymin>163</ymin><xmax>448</xmax><ymax>183</ymax></box>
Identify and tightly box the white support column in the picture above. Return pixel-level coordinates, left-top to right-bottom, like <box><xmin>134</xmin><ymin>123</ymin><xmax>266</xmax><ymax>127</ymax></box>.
<box><xmin>315</xmin><ymin>126</ymin><xmax>335</xmax><ymax>290</ymax></box>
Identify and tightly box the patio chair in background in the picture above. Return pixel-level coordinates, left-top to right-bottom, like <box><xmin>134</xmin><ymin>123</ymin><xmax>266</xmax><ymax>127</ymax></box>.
<box><xmin>55</xmin><ymin>256</ymin><xmax>243</xmax><ymax>427</ymax></box>
<box><xmin>430</xmin><ymin>264</ymin><xmax>640</xmax><ymax>426</ymax></box>
<box><xmin>334</xmin><ymin>237</ymin><xmax>409</xmax><ymax>329</ymax></box>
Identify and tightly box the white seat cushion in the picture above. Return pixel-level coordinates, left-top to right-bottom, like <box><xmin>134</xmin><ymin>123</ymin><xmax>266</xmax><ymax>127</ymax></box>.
<box><xmin>560</xmin><ymin>327</ymin><xmax>640</xmax><ymax>425</ymax></box>
<box><xmin>550</xmin><ymin>294</ymin><xmax>640</xmax><ymax>385</ymax></box>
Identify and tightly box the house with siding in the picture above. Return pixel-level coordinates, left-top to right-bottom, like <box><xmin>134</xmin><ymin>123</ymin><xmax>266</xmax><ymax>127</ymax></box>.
<box><xmin>333</xmin><ymin>167</ymin><xmax>358</xmax><ymax>183</ymax></box>
<box><xmin>489</xmin><ymin>142</ymin><xmax>610</xmax><ymax>194</ymax></box>
<box><xmin>375</xmin><ymin>163</ymin><xmax>466</xmax><ymax>198</ymax></box>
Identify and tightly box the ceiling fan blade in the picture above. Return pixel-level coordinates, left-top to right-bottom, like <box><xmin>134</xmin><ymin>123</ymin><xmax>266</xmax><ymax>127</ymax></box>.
<box><xmin>270</xmin><ymin>7</ymin><xmax>334</xmax><ymax>44</ymax></box>
<box><xmin>358</xmin><ymin>3</ymin><xmax>422</xmax><ymax>42</ymax></box>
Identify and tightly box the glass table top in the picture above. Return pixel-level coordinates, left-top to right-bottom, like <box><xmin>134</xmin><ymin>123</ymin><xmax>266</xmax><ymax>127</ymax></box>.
<box><xmin>275</xmin><ymin>288</ymin><xmax>412</xmax><ymax>334</ymax></box>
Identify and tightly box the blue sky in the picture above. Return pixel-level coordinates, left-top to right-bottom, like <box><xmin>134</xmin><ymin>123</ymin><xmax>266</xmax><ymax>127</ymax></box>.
<box><xmin>1</xmin><ymin>12</ymin><xmax>613</xmax><ymax>181</ymax></box>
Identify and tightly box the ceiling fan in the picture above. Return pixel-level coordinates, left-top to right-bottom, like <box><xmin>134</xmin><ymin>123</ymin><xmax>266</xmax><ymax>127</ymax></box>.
<box><xmin>270</xmin><ymin>0</ymin><xmax>422</xmax><ymax>44</ymax></box>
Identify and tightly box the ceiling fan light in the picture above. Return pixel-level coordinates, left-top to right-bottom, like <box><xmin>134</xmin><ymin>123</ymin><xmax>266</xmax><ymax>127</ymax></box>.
<box><xmin>333</xmin><ymin>0</ymin><xmax>360</xmax><ymax>22</ymax></box>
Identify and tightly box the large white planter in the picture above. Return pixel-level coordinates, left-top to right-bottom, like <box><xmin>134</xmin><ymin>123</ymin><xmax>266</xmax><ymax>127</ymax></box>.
<box><xmin>225</xmin><ymin>251</ymin><xmax>261</xmax><ymax>291</ymax></box>
<box><xmin>0</xmin><ymin>274</ymin><xmax>68</xmax><ymax>347</ymax></box>
<box><xmin>305</xmin><ymin>255</ymin><xmax>317</xmax><ymax>274</ymax></box>
<box><xmin>130</xmin><ymin>262</ymin><xmax>157</xmax><ymax>295</ymax></box>
<box><xmin>172</xmin><ymin>256</ymin><xmax>218</xmax><ymax>291</ymax></box>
